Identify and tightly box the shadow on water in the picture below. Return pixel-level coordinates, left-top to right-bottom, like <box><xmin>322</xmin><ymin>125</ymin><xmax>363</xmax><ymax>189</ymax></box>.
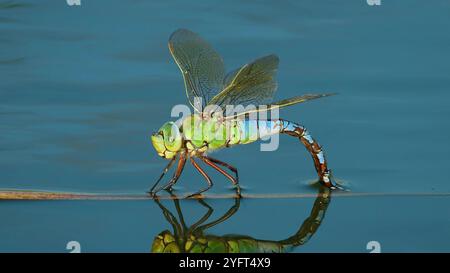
<box><xmin>151</xmin><ymin>185</ymin><xmax>331</xmax><ymax>253</ymax></box>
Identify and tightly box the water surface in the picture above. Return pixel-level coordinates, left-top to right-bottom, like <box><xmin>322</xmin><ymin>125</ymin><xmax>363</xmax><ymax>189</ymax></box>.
<box><xmin>0</xmin><ymin>0</ymin><xmax>449</xmax><ymax>252</ymax></box>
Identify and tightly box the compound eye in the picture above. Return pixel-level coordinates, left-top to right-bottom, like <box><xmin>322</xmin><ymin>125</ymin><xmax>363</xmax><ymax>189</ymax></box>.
<box><xmin>151</xmin><ymin>133</ymin><xmax>166</xmax><ymax>155</ymax></box>
<box><xmin>162</xmin><ymin>122</ymin><xmax>182</xmax><ymax>152</ymax></box>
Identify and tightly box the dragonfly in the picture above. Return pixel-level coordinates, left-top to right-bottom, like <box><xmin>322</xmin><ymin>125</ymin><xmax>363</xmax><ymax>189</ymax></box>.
<box><xmin>150</xmin><ymin>28</ymin><xmax>341</xmax><ymax>198</ymax></box>
<box><xmin>151</xmin><ymin>186</ymin><xmax>332</xmax><ymax>253</ymax></box>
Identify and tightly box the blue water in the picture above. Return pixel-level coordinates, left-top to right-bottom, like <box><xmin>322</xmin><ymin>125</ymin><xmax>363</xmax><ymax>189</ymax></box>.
<box><xmin>1</xmin><ymin>0</ymin><xmax>449</xmax><ymax>252</ymax></box>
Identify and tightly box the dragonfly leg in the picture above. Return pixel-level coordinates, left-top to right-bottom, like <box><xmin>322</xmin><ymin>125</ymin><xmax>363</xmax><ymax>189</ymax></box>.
<box><xmin>201</xmin><ymin>156</ymin><xmax>241</xmax><ymax>197</ymax></box>
<box><xmin>186</xmin><ymin>157</ymin><xmax>213</xmax><ymax>198</ymax></box>
<box><xmin>162</xmin><ymin>153</ymin><xmax>187</xmax><ymax>191</ymax></box>
<box><xmin>149</xmin><ymin>156</ymin><xmax>177</xmax><ymax>195</ymax></box>
<box><xmin>202</xmin><ymin>156</ymin><xmax>239</xmax><ymax>183</ymax></box>
<box><xmin>150</xmin><ymin>153</ymin><xmax>187</xmax><ymax>196</ymax></box>
<box><xmin>280</xmin><ymin>120</ymin><xmax>342</xmax><ymax>190</ymax></box>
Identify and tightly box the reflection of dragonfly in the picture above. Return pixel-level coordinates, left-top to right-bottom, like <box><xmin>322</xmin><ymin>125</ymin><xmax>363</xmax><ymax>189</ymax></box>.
<box><xmin>150</xmin><ymin>29</ymin><xmax>340</xmax><ymax>197</ymax></box>
<box><xmin>151</xmin><ymin>186</ymin><xmax>331</xmax><ymax>253</ymax></box>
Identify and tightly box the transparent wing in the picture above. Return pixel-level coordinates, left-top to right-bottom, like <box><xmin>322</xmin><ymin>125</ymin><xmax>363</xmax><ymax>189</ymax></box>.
<box><xmin>222</xmin><ymin>67</ymin><xmax>240</xmax><ymax>87</ymax></box>
<box><xmin>208</xmin><ymin>54</ymin><xmax>279</xmax><ymax>108</ymax></box>
<box><xmin>223</xmin><ymin>93</ymin><xmax>336</xmax><ymax>120</ymax></box>
<box><xmin>168</xmin><ymin>29</ymin><xmax>225</xmax><ymax>111</ymax></box>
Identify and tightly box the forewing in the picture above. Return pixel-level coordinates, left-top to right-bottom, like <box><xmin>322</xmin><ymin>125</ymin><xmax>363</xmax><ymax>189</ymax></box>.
<box><xmin>208</xmin><ymin>54</ymin><xmax>279</xmax><ymax>108</ymax></box>
<box><xmin>168</xmin><ymin>29</ymin><xmax>225</xmax><ymax>111</ymax></box>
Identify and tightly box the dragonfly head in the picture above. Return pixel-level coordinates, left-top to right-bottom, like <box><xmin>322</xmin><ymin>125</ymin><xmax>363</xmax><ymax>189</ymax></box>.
<box><xmin>151</xmin><ymin>122</ymin><xmax>182</xmax><ymax>159</ymax></box>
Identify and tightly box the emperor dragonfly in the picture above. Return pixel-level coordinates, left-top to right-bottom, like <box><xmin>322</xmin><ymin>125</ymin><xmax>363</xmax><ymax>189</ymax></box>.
<box><xmin>150</xmin><ymin>29</ymin><xmax>341</xmax><ymax>198</ymax></box>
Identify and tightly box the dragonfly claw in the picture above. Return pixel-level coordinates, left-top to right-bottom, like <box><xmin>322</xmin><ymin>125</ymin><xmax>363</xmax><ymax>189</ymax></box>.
<box><xmin>148</xmin><ymin>191</ymin><xmax>158</xmax><ymax>198</ymax></box>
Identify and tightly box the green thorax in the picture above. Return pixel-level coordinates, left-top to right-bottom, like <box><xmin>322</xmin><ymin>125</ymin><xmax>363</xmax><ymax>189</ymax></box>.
<box><xmin>181</xmin><ymin>114</ymin><xmax>262</xmax><ymax>153</ymax></box>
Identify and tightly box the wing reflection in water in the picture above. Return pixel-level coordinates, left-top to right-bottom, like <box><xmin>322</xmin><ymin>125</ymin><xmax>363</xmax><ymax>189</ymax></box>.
<box><xmin>151</xmin><ymin>185</ymin><xmax>332</xmax><ymax>253</ymax></box>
